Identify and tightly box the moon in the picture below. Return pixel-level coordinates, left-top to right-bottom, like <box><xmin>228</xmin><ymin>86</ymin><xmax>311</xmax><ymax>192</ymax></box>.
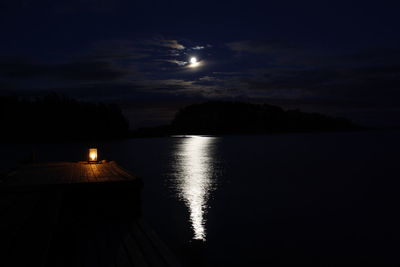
<box><xmin>190</xmin><ymin>57</ymin><xmax>197</xmax><ymax>64</ymax></box>
<box><xmin>188</xmin><ymin>56</ymin><xmax>201</xmax><ymax>68</ymax></box>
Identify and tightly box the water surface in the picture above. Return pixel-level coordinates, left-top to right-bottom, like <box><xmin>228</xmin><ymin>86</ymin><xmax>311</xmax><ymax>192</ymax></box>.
<box><xmin>1</xmin><ymin>131</ymin><xmax>400</xmax><ymax>265</ymax></box>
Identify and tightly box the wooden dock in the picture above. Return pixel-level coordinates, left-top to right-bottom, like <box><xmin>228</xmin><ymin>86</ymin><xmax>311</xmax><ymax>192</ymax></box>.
<box><xmin>3</xmin><ymin>161</ymin><xmax>137</xmax><ymax>186</ymax></box>
<box><xmin>0</xmin><ymin>161</ymin><xmax>180</xmax><ymax>267</ymax></box>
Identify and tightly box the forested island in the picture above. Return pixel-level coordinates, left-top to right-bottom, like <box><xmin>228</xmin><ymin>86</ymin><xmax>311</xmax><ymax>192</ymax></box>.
<box><xmin>132</xmin><ymin>101</ymin><xmax>361</xmax><ymax>136</ymax></box>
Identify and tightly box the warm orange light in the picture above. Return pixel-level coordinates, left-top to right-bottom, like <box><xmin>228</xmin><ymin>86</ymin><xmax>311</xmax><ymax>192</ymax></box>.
<box><xmin>89</xmin><ymin>148</ymin><xmax>98</xmax><ymax>162</ymax></box>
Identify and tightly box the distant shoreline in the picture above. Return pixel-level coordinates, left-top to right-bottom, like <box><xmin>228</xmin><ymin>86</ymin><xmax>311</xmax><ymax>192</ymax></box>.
<box><xmin>0</xmin><ymin>127</ymin><xmax>398</xmax><ymax>144</ymax></box>
<box><xmin>129</xmin><ymin>126</ymin><xmax>378</xmax><ymax>138</ymax></box>
<box><xmin>2</xmin><ymin>97</ymin><xmax>396</xmax><ymax>142</ymax></box>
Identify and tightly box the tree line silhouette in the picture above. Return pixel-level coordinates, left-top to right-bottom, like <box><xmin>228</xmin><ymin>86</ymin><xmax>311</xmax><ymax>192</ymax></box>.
<box><xmin>0</xmin><ymin>93</ymin><xmax>129</xmax><ymax>142</ymax></box>
<box><xmin>0</xmin><ymin>94</ymin><xmax>361</xmax><ymax>141</ymax></box>
<box><xmin>133</xmin><ymin>101</ymin><xmax>360</xmax><ymax>136</ymax></box>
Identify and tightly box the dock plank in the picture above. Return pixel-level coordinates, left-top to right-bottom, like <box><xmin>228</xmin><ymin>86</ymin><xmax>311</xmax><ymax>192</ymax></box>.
<box><xmin>2</xmin><ymin>161</ymin><xmax>137</xmax><ymax>187</ymax></box>
<box><xmin>86</xmin><ymin>163</ymin><xmax>97</xmax><ymax>182</ymax></box>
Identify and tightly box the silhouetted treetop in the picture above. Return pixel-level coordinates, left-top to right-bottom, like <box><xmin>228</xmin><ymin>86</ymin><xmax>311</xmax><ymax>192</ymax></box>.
<box><xmin>0</xmin><ymin>93</ymin><xmax>129</xmax><ymax>142</ymax></box>
<box><xmin>170</xmin><ymin>101</ymin><xmax>359</xmax><ymax>134</ymax></box>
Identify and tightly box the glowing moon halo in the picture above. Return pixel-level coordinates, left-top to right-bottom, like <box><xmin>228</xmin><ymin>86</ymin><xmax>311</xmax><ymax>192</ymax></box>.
<box><xmin>188</xmin><ymin>57</ymin><xmax>201</xmax><ymax>68</ymax></box>
<box><xmin>190</xmin><ymin>57</ymin><xmax>197</xmax><ymax>64</ymax></box>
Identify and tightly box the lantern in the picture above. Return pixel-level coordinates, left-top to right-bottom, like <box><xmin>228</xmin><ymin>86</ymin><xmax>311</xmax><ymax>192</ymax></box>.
<box><xmin>88</xmin><ymin>148</ymin><xmax>98</xmax><ymax>163</ymax></box>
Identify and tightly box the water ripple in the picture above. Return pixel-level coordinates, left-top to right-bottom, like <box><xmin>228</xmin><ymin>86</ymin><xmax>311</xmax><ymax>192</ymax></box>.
<box><xmin>171</xmin><ymin>136</ymin><xmax>217</xmax><ymax>241</ymax></box>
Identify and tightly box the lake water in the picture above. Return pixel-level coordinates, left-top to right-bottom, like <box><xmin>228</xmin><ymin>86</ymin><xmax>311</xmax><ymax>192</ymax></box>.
<box><xmin>1</xmin><ymin>131</ymin><xmax>400</xmax><ymax>265</ymax></box>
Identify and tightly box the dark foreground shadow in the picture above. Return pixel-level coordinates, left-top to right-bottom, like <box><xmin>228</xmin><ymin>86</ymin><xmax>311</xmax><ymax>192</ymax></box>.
<box><xmin>0</xmin><ymin>180</ymin><xmax>180</xmax><ymax>267</ymax></box>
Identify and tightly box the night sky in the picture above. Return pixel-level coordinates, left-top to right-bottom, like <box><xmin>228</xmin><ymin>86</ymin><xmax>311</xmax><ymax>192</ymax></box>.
<box><xmin>1</xmin><ymin>1</ymin><xmax>400</xmax><ymax>128</ymax></box>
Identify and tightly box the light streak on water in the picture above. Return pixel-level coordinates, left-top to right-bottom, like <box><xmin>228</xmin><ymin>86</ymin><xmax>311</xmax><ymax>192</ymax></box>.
<box><xmin>172</xmin><ymin>136</ymin><xmax>217</xmax><ymax>240</ymax></box>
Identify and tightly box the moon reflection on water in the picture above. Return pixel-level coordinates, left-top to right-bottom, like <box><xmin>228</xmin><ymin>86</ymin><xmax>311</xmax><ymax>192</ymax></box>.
<box><xmin>172</xmin><ymin>136</ymin><xmax>218</xmax><ymax>241</ymax></box>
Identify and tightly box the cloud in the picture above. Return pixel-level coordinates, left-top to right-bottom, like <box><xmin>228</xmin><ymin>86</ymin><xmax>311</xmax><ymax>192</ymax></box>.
<box><xmin>85</xmin><ymin>45</ymin><xmax>150</xmax><ymax>61</ymax></box>
<box><xmin>236</xmin><ymin>64</ymin><xmax>400</xmax><ymax>108</ymax></box>
<box><xmin>227</xmin><ymin>40</ymin><xmax>297</xmax><ymax>54</ymax></box>
<box><xmin>162</xmin><ymin>59</ymin><xmax>188</xmax><ymax>66</ymax></box>
<box><xmin>0</xmin><ymin>58</ymin><xmax>129</xmax><ymax>82</ymax></box>
<box><xmin>128</xmin><ymin>78</ymin><xmax>227</xmax><ymax>98</ymax></box>
<box><xmin>161</xmin><ymin>39</ymin><xmax>185</xmax><ymax>50</ymax></box>
<box><xmin>212</xmin><ymin>71</ymin><xmax>250</xmax><ymax>77</ymax></box>
<box><xmin>199</xmin><ymin>76</ymin><xmax>220</xmax><ymax>82</ymax></box>
<box><xmin>87</xmin><ymin>38</ymin><xmax>186</xmax><ymax>64</ymax></box>
<box><xmin>139</xmin><ymin>38</ymin><xmax>185</xmax><ymax>50</ymax></box>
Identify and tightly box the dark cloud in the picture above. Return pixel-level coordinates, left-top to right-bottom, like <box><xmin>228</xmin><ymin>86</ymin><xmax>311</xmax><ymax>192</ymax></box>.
<box><xmin>161</xmin><ymin>59</ymin><xmax>188</xmax><ymax>66</ymax></box>
<box><xmin>85</xmin><ymin>41</ymin><xmax>151</xmax><ymax>61</ymax></box>
<box><xmin>238</xmin><ymin>64</ymin><xmax>400</xmax><ymax>109</ymax></box>
<box><xmin>136</xmin><ymin>38</ymin><xmax>185</xmax><ymax>50</ymax></box>
<box><xmin>0</xmin><ymin>58</ymin><xmax>129</xmax><ymax>81</ymax></box>
<box><xmin>198</xmin><ymin>76</ymin><xmax>223</xmax><ymax>82</ymax></box>
<box><xmin>0</xmin><ymin>0</ymin><xmax>127</xmax><ymax>13</ymax></box>
<box><xmin>227</xmin><ymin>40</ymin><xmax>299</xmax><ymax>54</ymax></box>
<box><xmin>339</xmin><ymin>47</ymin><xmax>400</xmax><ymax>65</ymax></box>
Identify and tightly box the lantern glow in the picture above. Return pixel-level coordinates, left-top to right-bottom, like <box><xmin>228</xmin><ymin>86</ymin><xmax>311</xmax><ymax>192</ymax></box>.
<box><xmin>88</xmin><ymin>148</ymin><xmax>98</xmax><ymax>162</ymax></box>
